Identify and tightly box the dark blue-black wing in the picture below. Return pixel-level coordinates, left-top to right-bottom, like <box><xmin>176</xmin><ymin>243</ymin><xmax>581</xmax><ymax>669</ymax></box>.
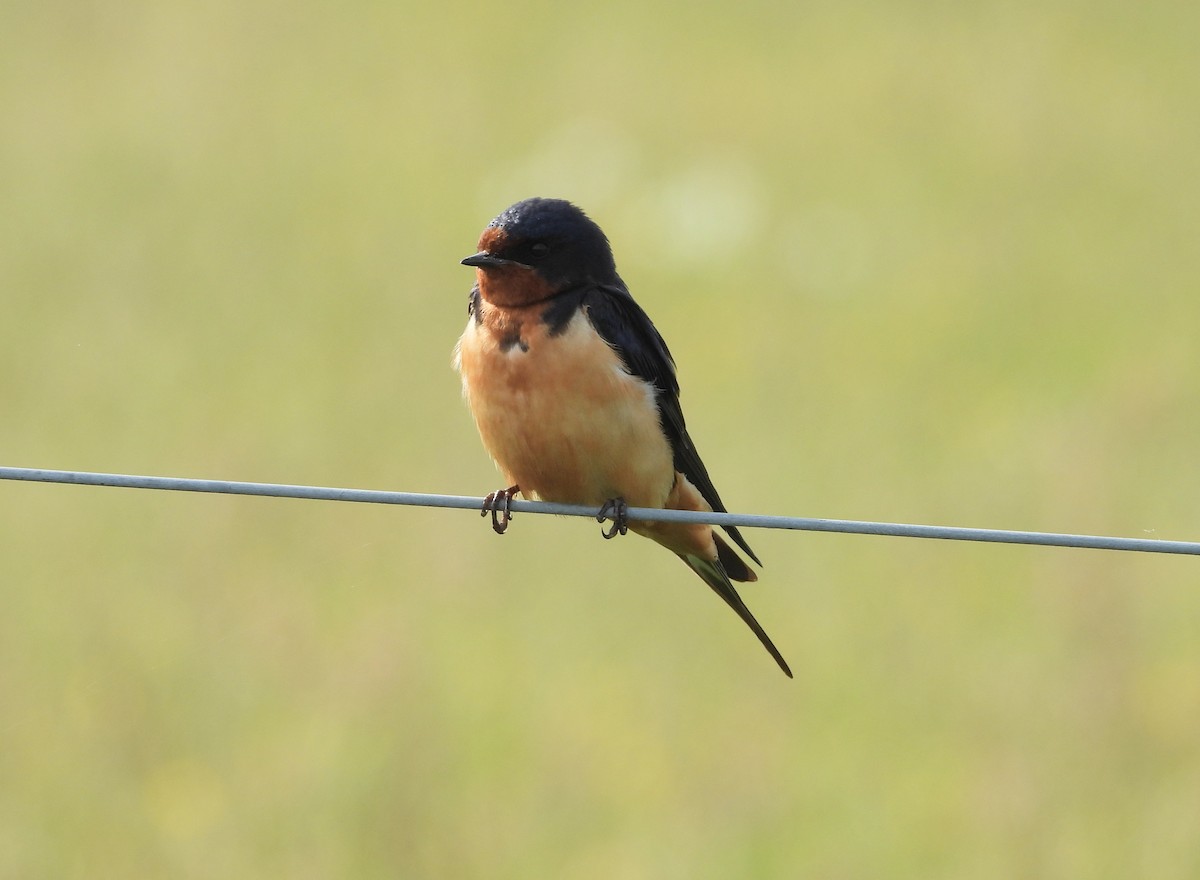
<box><xmin>580</xmin><ymin>280</ymin><xmax>761</xmax><ymax>567</ymax></box>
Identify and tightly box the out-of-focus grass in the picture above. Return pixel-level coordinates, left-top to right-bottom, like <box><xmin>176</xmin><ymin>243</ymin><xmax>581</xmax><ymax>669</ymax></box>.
<box><xmin>2</xmin><ymin>0</ymin><xmax>1199</xmax><ymax>876</ymax></box>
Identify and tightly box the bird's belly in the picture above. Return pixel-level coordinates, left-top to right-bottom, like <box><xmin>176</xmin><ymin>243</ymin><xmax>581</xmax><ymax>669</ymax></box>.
<box><xmin>456</xmin><ymin>310</ymin><xmax>674</xmax><ymax>507</ymax></box>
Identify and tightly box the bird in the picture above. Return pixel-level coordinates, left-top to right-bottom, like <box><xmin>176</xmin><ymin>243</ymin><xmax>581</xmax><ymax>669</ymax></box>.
<box><xmin>453</xmin><ymin>197</ymin><xmax>791</xmax><ymax>677</ymax></box>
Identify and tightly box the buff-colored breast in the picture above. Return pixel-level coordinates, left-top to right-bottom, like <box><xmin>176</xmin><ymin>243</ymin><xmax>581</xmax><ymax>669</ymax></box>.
<box><xmin>455</xmin><ymin>307</ymin><xmax>676</xmax><ymax>509</ymax></box>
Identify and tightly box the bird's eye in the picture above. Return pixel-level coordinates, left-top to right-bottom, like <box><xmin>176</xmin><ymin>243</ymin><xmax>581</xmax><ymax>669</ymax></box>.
<box><xmin>529</xmin><ymin>242</ymin><xmax>550</xmax><ymax>260</ymax></box>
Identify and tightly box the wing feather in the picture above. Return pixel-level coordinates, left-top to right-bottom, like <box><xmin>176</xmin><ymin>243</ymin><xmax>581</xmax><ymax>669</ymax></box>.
<box><xmin>579</xmin><ymin>281</ymin><xmax>761</xmax><ymax>567</ymax></box>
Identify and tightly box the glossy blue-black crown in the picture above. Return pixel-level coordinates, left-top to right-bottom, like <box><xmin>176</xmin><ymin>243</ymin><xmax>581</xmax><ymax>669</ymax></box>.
<box><xmin>490</xmin><ymin>198</ymin><xmax>617</xmax><ymax>285</ymax></box>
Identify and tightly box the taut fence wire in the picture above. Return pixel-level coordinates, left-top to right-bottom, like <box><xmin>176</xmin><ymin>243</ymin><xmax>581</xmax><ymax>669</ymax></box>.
<box><xmin>2</xmin><ymin>467</ymin><xmax>1197</xmax><ymax>556</ymax></box>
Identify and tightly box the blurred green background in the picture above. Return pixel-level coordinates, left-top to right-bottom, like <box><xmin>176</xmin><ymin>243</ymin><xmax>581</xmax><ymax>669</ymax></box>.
<box><xmin>2</xmin><ymin>0</ymin><xmax>1199</xmax><ymax>876</ymax></box>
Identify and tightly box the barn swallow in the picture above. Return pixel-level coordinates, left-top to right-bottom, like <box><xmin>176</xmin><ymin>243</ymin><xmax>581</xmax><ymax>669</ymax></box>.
<box><xmin>453</xmin><ymin>198</ymin><xmax>791</xmax><ymax>676</ymax></box>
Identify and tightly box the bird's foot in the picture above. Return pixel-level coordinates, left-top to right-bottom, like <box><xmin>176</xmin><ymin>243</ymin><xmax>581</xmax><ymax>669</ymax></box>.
<box><xmin>481</xmin><ymin>485</ymin><xmax>520</xmax><ymax>534</ymax></box>
<box><xmin>597</xmin><ymin>497</ymin><xmax>629</xmax><ymax>539</ymax></box>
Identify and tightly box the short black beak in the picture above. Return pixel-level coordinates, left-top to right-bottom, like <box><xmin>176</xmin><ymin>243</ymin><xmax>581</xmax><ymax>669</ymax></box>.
<box><xmin>461</xmin><ymin>251</ymin><xmax>508</xmax><ymax>269</ymax></box>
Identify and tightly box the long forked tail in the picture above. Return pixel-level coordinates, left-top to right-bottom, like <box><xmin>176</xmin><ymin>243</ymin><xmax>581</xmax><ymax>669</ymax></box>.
<box><xmin>681</xmin><ymin>554</ymin><xmax>792</xmax><ymax>678</ymax></box>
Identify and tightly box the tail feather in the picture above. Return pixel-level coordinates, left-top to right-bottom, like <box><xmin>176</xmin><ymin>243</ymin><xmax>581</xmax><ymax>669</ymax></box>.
<box><xmin>681</xmin><ymin>554</ymin><xmax>792</xmax><ymax>678</ymax></box>
<box><xmin>722</xmin><ymin>524</ymin><xmax>762</xmax><ymax>568</ymax></box>
<box><xmin>715</xmin><ymin>533</ymin><xmax>757</xmax><ymax>583</ymax></box>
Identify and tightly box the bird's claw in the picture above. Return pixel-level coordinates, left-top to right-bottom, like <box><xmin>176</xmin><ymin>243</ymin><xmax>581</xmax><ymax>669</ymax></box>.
<box><xmin>481</xmin><ymin>485</ymin><xmax>520</xmax><ymax>535</ymax></box>
<box><xmin>597</xmin><ymin>497</ymin><xmax>629</xmax><ymax>539</ymax></box>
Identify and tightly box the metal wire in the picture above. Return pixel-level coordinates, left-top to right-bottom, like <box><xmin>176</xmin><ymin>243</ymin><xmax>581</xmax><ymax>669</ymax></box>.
<box><xmin>1</xmin><ymin>466</ymin><xmax>1198</xmax><ymax>556</ymax></box>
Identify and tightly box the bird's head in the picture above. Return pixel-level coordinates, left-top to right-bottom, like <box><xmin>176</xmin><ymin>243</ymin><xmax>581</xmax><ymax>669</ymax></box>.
<box><xmin>462</xmin><ymin>198</ymin><xmax>617</xmax><ymax>307</ymax></box>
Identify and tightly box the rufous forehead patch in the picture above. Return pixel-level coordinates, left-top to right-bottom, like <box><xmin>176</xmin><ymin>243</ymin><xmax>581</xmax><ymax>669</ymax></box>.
<box><xmin>477</xmin><ymin>226</ymin><xmax>508</xmax><ymax>253</ymax></box>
